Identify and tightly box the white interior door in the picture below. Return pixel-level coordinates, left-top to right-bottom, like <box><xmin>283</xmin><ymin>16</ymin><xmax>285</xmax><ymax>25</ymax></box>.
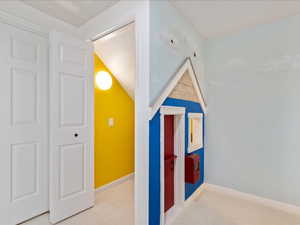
<box><xmin>0</xmin><ymin>23</ymin><xmax>48</xmax><ymax>224</ymax></box>
<box><xmin>49</xmin><ymin>31</ymin><xmax>94</xmax><ymax>223</ymax></box>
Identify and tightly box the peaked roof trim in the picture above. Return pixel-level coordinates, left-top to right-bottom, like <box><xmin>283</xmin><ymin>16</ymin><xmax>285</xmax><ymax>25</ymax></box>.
<box><xmin>150</xmin><ymin>58</ymin><xmax>207</xmax><ymax>119</ymax></box>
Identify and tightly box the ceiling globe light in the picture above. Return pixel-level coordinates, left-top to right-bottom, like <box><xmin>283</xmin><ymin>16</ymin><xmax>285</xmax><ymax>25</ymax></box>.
<box><xmin>95</xmin><ymin>71</ymin><xmax>112</xmax><ymax>90</ymax></box>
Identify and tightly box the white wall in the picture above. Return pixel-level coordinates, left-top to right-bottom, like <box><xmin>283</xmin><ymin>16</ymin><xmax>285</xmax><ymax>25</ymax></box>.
<box><xmin>204</xmin><ymin>15</ymin><xmax>300</xmax><ymax>207</ymax></box>
<box><xmin>150</xmin><ymin>1</ymin><xmax>206</xmax><ymax>105</ymax></box>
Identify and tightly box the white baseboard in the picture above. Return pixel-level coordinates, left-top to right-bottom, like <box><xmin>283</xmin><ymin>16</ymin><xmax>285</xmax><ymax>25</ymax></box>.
<box><xmin>95</xmin><ymin>173</ymin><xmax>134</xmax><ymax>193</ymax></box>
<box><xmin>205</xmin><ymin>183</ymin><xmax>300</xmax><ymax>216</ymax></box>
<box><xmin>184</xmin><ymin>183</ymin><xmax>207</xmax><ymax>207</ymax></box>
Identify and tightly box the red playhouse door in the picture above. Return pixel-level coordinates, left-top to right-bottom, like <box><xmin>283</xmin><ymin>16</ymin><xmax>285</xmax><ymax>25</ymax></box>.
<box><xmin>164</xmin><ymin>115</ymin><xmax>176</xmax><ymax>212</ymax></box>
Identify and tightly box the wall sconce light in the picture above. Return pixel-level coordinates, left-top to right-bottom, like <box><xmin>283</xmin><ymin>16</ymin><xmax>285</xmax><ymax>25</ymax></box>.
<box><xmin>95</xmin><ymin>71</ymin><xmax>112</xmax><ymax>90</ymax></box>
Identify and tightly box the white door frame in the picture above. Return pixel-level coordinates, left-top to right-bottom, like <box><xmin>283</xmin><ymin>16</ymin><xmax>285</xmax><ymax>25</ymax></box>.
<box><xmin>78</xmin><ymin>2</ymin><xmax>150</xmax><ymax>224</ymax></box>
<box><xmin>160</xmin><ymin>106</ymin><xmax>185</xmax><ymax>225</ymax></box>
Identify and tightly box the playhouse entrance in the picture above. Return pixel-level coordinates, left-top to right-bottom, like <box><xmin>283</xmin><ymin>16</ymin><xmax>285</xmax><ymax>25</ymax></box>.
<box><xmin>160</xmin><ymin>106</ymin><xmax>186</xmax><ymax>225</ymax></box>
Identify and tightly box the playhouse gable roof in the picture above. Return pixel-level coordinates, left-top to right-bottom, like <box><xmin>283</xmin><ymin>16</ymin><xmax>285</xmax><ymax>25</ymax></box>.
<box><xmin>169</xmin><ymin>71</ymin><xmax>198</xmax><ymax>102</ymax></box>
<box><xmin>150</xmin><ymin>58</ymin><xmax>206</xmax><ymax>119</ymax></box>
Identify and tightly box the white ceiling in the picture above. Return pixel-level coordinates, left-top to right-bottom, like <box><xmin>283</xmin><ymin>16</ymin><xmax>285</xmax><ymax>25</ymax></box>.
<box><xmin>19</xmin><ymin>0</ymin><xmax>300</xmax><ymax>38</ymax></box>
<box><xmin>21</xmin><ymin>0</ymin><xmax>119</xmax><ymax>26</ymax></box>
<box><xmin>171</xmin><ymin>0</ymin><xmax>300</xmax><ymax>38</ymax></box>
<box><xmin>94</xmin><ymin>23</ymin><xmax>135</xmax><ymax>99</ymax></box>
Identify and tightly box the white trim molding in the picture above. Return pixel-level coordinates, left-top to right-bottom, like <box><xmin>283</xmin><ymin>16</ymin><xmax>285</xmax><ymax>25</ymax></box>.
<box><xmin>0</xmin><ymin>9</ymin><xmax>48</xmax><ymax>38</ymax></box>
<box><xmin>95</xmin><ymin>173</ymin><xmax>134</xmax><ymax>193</ymax></box>
<box><xmin>160</xmin><ymin>106</ymin><xmax>186</xmax><ymax>115</ymax></box>
<box><xmin>150</xmin><ymin>58</ymin><xmax>207</xmax><ymax>119</ymax></box>
<box><xmin>188</xmin><ymin>112</ymin><xmax>203</xmax><ymax>118</ymax></box>
<box><xmin>188</xmin><ymin>113</ymin><xmax>204</xmax><ymax>153</ymax></box>
<box><xmin>160</xmin><ymin>106</ymin><xmax>186</xmax><ymax>225</ymax></box>
<box><xmin>0</xmin><ymin>3</ymin><xmax>79</xmax><ymax>39</ymax></box>
<box><xmin>183</xmin><ymin>183</ymin><xmax>300</xmax><ymax>216</ymax></box>
<box><xmin>205</xmin><ymin>184</ymin><xmax>300</xmax><ymax>216</ymax></box>
<box><xmin>184</xmin><ymin>183</ymin><xmax>207</xmax><ymax>207</ymax></box>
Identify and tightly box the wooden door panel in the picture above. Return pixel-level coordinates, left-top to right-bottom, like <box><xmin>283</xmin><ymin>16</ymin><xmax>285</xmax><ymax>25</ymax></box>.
<box><xmin>164</xmin><ymin>115</ymin><xmax>175</xmax><ymax>212</ymax></box>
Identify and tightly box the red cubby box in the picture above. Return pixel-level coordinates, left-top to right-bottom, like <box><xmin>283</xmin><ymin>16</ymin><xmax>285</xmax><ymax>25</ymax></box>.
<box><xmin>185</xmin><ymin>154</ymin><xmax>200</xmax><ymax>184</ymax></box>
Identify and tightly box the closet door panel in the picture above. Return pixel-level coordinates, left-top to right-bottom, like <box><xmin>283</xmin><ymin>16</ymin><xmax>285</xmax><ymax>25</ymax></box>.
<box><xmin>0</xmin><ymin>23</ymin><xmax>48</xmax><ymax>225</ymax></box>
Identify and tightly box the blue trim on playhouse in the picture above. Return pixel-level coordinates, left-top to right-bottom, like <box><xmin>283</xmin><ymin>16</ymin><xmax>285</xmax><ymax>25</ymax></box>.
<box><xmin>149</xmin><ymin>97</ymin><xmax>205</xmax><ymax>225</ymax></box>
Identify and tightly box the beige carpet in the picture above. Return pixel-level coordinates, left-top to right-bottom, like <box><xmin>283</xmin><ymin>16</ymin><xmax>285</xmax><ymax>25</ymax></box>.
<box><xmin>22</xmin><ymin>179</ymin><xmax>134</xmax><ymax>225</ymax></box>
<box><xmin>171</xmin><ymin>189</ymin><xmax>300</xmax><ymax>225</ymax></box>
<box><xmin>22</xmin><ymin>180</ymin><xmax>300</xmax><ymax>225</ymax></box>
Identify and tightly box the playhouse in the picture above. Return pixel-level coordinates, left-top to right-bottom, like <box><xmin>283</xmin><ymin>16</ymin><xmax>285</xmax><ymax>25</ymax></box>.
<box><xmin>149</xmin><ymin>58</ymin><xmax>207</xmax><ymax>225</ymax></box>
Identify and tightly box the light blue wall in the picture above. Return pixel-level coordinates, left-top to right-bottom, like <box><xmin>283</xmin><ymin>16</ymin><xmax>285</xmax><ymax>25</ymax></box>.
<box><xmin>204</xmin><ymin>16</ymin><xmax>300</xmax><ymax>206</ymax></box>
<box><xmin>150</xmin><ymin>1</ymin><xmax>206</xmax><ymax>104</ymax></box>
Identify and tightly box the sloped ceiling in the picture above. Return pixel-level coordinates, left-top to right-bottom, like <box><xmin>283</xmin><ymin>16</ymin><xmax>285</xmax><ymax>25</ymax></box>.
<box><xmin>171</xmin><ymin>0</ymin><xmax>300</xmax><ymax>38</ymax></box>
<box><xmin>94</xmin><ymin>23</ymin><xmax>135</xmax><ymax>99</ymax></box>
<box><xmin>21</xmin><ymin>0</ymin><xmax>119</xmax><ymax>26</ymax></box>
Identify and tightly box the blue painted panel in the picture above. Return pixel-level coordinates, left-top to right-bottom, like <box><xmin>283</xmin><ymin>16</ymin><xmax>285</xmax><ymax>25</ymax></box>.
<box><xmin>149</xmin><ymin>97</ymin><xmax>205</xmax><ymax>225</ymax></box>
<box><xmin>149</xmin><ymin>112</ymin><xmax>161</xmax><ymax>225</ymax></box>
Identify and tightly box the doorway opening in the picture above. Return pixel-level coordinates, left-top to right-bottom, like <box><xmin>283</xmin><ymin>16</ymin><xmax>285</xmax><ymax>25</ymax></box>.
<box><xmin>160</xmin><ymin>106</ymin><xmax>186</xmax><ymax>225</ymax></box>
<box><xmin>92</xmin><ymin>22</ymin><xmax>136</xmax><ymax>224</ymax></box>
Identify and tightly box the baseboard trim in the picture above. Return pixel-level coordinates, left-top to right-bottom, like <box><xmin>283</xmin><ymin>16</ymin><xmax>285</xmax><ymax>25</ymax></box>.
<box><xmin>184</xmin><ymin>183</ymin><xmax>207</xmax><ymax>207</ymax></box>
<box><xmin>205</xmin><ymin>183</ymin><xmax>300</xmax><ymax>216</ymax></box>
<box><xmin>95</xmin><ymin>173</ymin><xmax>134</xmax><ymax>193</ymax></box>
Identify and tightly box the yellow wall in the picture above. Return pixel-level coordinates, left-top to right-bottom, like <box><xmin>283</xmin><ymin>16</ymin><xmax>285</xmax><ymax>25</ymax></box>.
<box><xmin>94</xmin><ymin>54</ymin><xmax>134</xmax><ymax>189</ymax></box>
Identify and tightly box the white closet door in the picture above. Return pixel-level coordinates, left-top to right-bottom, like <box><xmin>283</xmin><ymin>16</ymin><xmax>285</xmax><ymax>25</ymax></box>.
<box><xmin>0</xmin><ymin>23</ymin><xmax>48</xmax><ymax>224</ymax></box>
<box><xmin>49</xmin><ymin>31</ymin><xmax>94</xmax><ymax>224</ymax></box>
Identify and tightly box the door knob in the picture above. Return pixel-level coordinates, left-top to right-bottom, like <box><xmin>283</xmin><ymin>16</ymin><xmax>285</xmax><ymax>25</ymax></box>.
<box><xmin>74</xmin><ymin>133</ymin><xmax>78</xmax><ymax>138</ymax></box>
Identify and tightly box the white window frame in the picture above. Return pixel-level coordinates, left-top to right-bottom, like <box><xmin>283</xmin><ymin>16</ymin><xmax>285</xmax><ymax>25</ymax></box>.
<box><xmin>188</xmin><ymin>113</ymin><xmax>203</xmax><ymax>153</ymax></box>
